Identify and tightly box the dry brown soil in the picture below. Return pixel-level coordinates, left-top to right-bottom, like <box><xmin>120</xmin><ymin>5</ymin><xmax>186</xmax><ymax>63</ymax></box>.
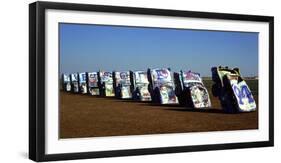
<box><xmin>60</xmin><ymin>91</ymin><xmax>258</xmax><ymax>138</ymax></box>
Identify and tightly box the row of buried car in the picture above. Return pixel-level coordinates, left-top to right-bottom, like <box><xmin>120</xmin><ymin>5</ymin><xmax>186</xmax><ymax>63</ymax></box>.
<box><xmin>62</xmin><ymin>66</ymin><xmax>256</xmax><ymax>113</ymax></box>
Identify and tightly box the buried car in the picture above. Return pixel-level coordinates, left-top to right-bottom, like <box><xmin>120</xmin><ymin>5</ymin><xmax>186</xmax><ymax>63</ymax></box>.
<box><xmin>70</xmin><ymin>73</ymin><xmax>79</xmax><ymax>93</ymax></box>
<box><xmin>99</xmin><ymin>71</ymin><xmax>115</xmax><ymax>97</ymax></box>
<box><xmin>87</xmin><ymin>72</ymin><xmax>100</xmax><ymax>95</ymax></box>
<box><xmin>174</xmin><ymin>71</ymin><xmax>211</xmax><ymax>108</ymax></box>
<box><xmin>62</xmin><ymin>73</ymin><xmax>71</xmax><ymax>92</ymax></box>
<box><xmin>130</xmin><ymin>71</ymin><xmax>151</xmax><ymax>101</ymax></box>
<box><xmin>148</xmin><ymin>68</ymin><xmax>178</xmax><ymax>104</ymax></box>
<box><xmin>211</xmin><ymin>66</ymin><xmax>256</xmax><ymax>113</ymax></box>
<box><xmin>78</xmin><ymin>72</ymin><xmax>87</xmax><ymax>94</ymax></box>
<box><xmin>113</xmin><ymin>71</ymin><xmax>132</xmax><ymax>99</ymax></box>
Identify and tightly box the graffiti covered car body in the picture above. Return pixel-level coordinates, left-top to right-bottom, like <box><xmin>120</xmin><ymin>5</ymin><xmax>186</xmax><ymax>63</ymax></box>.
<box><xmin>211</xmin><ymin>66</ymin><xmax>256</xmax><ymax>113</ymax></box>
<box><xmin>99</xmin><ymin>71</ymin><xmax>115</xmax><ymax>97</ymax></box>
<box><xmin>113</xmin><ymin>71</ymin><xmax>132</xmax><ymax>99</ymax></box>
<box><xmin>174</xmin><ymin>71</ymin><xmax>211</xmax><ymax>108</ymax></box>
<box><xmin>62</xmin><ymin>74</ymin><xmax>71</xmax><ymax>92</ymax></box>
<box><xmin>78</xmin><ymin>72</ymin><xmax>87</xmax><ymax>94</ymax></box>
<box><xmin>130</xmin><ymin>71</ymin><xmax>151</xmax><ymax>101</ymax></box>
<box><xmin>70</xmin><ymin>73</ymin><xmax>79</xmax><ymax>93</ymax></box>
<box><xmin>87</xmin><ymin>72</ymin><xmax>100</xmax><ymax>95</ymax></box>
<box><xmin>148</xmin><ymin>68</ymin><xmax>178</xmax><ymax>104</ymax></box>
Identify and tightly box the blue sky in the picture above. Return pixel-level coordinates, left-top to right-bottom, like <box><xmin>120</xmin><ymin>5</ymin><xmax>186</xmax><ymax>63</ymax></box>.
<box><xmin>59</xmin><ymin>23</ymin><xmax>258</xmax><ymax>77</ymax></box>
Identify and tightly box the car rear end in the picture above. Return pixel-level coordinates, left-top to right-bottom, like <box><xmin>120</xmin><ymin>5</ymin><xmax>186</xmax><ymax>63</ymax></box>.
<box><xmin>87</xmin><ymin>72</ymin><xmax>100</xmax><ymax>95</ymax></box>
<box><xmin>149</xmin><ymin>68</ymin><xmax>178</xmax><ymax>104</ymax></box>
<box><xmin>99</xmin><ymin>71</ymin><xmax>115</xmax><ymax>97</ymax></box>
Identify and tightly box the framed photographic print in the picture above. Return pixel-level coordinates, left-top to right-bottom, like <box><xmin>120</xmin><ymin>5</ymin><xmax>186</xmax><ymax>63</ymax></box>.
<box><xmin>29</xmin><ymin>1</ymin><xmax>274</xmax><ymax>162</ymax></box>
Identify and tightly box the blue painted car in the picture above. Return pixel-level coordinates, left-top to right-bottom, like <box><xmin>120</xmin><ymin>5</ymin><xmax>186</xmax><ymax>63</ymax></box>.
<box><xmin>211</xmin><ymin>66</ymin><xmax>256</xmax><ymax>113</ymax></box>
<box><xmin>148</xmin><ymin>68</ymin><xmax>178</xmax><ymax>104</ymax></box>
<box><xmin>70</xmin><ymin>73</ymin><xmax>79</xmax><ymax>93</ymax></box>
<box><xmin>99</xmin><ymin>71</ymin><xmax>115</xmax><ymax>97</ymax></box>
<box><xmin>87</xmin><ymin>72</ymin><xmax>100</xmax><ymax>95</ymax></box>
<box><xmin>62</xmin><ymin>73</ymin><xmax>71</xmax><ymax>92</ymax></box>
<box><xmin>113</xmin><ymin>71</ymin><xmax>132</xmax><ymax>99</ymax></box>
<box><xmin>130</xmin><ymin>71</ymin><xmax>151</xmax><ymax>101</ymax></box>
<box><xmin>79</xmin><ymin>72</ymin><xmax>87</xmax><ymax>94</ymax></box>
<box><xmin>174</xmin><ymin>71</ymin><xmax>211</xmax><ymax>108</ymax></box>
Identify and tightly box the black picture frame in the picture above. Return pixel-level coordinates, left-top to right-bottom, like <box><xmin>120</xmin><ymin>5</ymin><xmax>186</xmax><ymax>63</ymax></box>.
<box><xmin>29</xmin><ymin>1</ymin><xmax>274</xmax><ymax>162</ymax></box>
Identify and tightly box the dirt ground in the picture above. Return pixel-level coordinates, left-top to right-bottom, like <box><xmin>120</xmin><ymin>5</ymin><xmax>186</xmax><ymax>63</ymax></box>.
<box><xmin>59</xmin><ymin>91</ymin><xmax>258</xmax><ymax>138</ymax></box>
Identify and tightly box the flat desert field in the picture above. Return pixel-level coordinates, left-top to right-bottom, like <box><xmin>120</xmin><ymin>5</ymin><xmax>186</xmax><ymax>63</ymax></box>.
<box><xmin>59</xmin><ymin>80</ymin><xmax>258</xmax><ymax>138</ymax></box>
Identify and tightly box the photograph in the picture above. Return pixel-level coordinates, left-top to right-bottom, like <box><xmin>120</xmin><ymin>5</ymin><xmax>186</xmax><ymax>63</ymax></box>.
<box><xmin>59</xmin><ymin>23</ymin><xmax>259</xmax><ymax>139</ymax></box>
<box><xmin>29</xmin><ymin>1</ymin><xmax>273</xmax><ymax>161</ymax></box>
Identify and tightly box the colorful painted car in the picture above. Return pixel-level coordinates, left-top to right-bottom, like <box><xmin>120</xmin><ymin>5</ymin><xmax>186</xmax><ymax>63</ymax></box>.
<box><xmin>113</xmin><ymin>71</ymin><xmax>132</xmax><ymax>99</ymax></box>
<box><xmin>174</xmin><ymin>71</ymin><xmax>211</xmax><ymax>108</ymax></box>
<box><xmin>87</xmin><ymin>72</ymin><xmax>100</xmax><ymax>95</ymax></box>
<box><xmin>70</xmin><ymin>73</ymin><xmax>79</xmax><ymax>93</ymax></box>
<box><xmin>211</xmin><ymin>66</ymin><xmax>256</xmax><ymax>113</ymax></box>
<box><xmin>148</xmin><ymin>68</ymin><xmax>178</xmax><ymax>104</ymax></box>
<box><xmin>130</xmin><ymin>71</ymin><xmax>151</xmax><ymax>101</ymax></box>
<box><xmin>62</xmin><ymin>74</ymin><xmax>71</xmax><ymax>92</ymax></box>
<box><xmin>78</xmin><ymin>72</ymin><xmax>87</xmax><ymax>94</ymax></box>
<box><xmin>99</xmin><ymin>71</ymin><xmax>115</xmax><ymax>97</ymax></box>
